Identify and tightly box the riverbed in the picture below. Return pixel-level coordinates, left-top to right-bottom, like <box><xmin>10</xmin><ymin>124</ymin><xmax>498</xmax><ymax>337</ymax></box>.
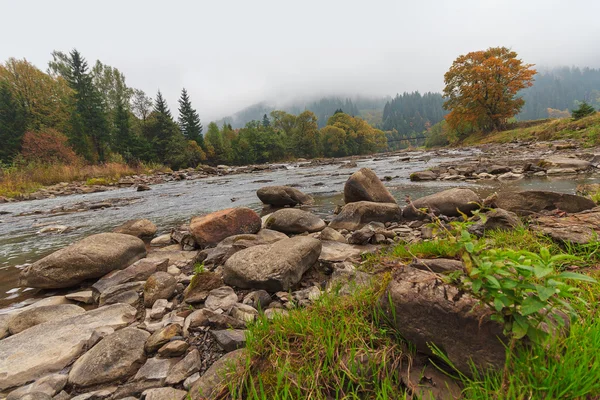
<box><xmin>2</xmin><ymin>148</ymin><xmax>599</xmax><ymax>309</ymax></box>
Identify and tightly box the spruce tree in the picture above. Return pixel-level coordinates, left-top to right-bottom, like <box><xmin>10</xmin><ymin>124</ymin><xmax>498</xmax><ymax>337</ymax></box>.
<box><xmin>150</xmin><ymin>90</ymin><xmax>180</xmax><ymax>161</ymax></box>
<box><xmin>262</xmin><ymin>113</ymin><xmax>270</xmax><ymax>127</ymax></box>
<box><xmin>572</xmin><ymin>101</ymin><xmax>596</xmax><ymax>120</ymax></box>
<box><xmin>0</xmin><ymin>82</ymin><xmax>26</xmax><ymax>162</ymax></box>
<box><xmin>177</xmin><ymin>88</ymin><xmax>204</xmax><ymax>147</ymax></box>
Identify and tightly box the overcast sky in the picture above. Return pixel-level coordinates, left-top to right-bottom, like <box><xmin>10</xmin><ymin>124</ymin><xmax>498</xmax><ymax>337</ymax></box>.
<box><xmin>2</xmin><ymin>0</ymin><xmax>599</xmax><ymax>121</ymax></box>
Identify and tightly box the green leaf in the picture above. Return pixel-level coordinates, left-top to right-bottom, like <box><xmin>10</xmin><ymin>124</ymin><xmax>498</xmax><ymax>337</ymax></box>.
<box><xmin>465</xmin><ymin>242</ymin><xmax>475</xmax><ymax>253</ymax></box>
<box><xmin>557</xmin><ymin>272</ymin><xmax>597</xmax><ymax>283</ymax></box>
<box><xmin>521</xmin><ymin>296</ymin><xmax>546</xmax><ymax>316</ymax></box>
<box><xmin>494</xmin><ymin>297</ymin><xmax>504</xmax><ymax>312</ymax></box>
<box><xmin>471</xmin><ymin>279</ymin><xmax>482</xmax><ymax>293</ymax></box>
<box><xmin>512</xmin><ymin>315</ymin><xmax>529</xmax><ymax>339</ymax></box>
<box><xmin>486</xmin><ymin>275</ymin><xmax>501</xmax><ymax>289</ymax></box>
<box><xmin>540</xmin><ymin>247</ymin><xmax>550</xmax><ymax>261</ymax></box>
<box><xmin>536</xmin><ymin>285</ymin><xmax>556</xmax><ymax>301</ymax></box>
<box><xmin>461</xmin><ymin>230</ymin><xmax>471</xmax><ymax>241</ymax></box>
<box><xmin>533</xmin><ymin>264</ymin><xmax>553</xmax><ymax>279</ymax></box>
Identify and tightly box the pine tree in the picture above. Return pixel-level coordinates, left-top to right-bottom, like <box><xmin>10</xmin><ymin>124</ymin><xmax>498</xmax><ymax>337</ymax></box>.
<box><xmin>154</xmin><ymin>90</ymin><xmax>172</xmax><ymax>119</ymax></box>
<box><xmin>262</xmin><ymin>113</ymin><xmax>270</xmax><ymax>127</ymax></box>
<box><xmin>572</xmin><ymin>101</ymin><xmax>596</xmax><ymax>120</ymax></box>
<box><xmin>148</xmin><ymin>90</ymin><xmax>180</xmax><ymax>161</ymax></box>
<box><xmin>178</xmin><ymin>88</ymin><xmax>204</xmax><ymax>147</ymax></box>
<box><xmin>0</xmin><ymin>82</ymin><xmax>26</xmax><ymax>162</ymax></box>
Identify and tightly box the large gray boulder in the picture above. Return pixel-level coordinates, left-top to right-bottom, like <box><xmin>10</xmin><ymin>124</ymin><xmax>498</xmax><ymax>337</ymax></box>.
<box><xmin>20</xmin><ymin>233</ymin><xmax>146</xmax><ymax>289</ymax></box>
<box><xmin>329</xmin><ymin>201</ymin><xmax>402</xmax><ymax>231</ymax></box>
<box><xmin>223</xmin><ymin>236</ymin><xmax>322</xmax><ymax>291</ymax></box>
<box><xmin>493</xmin><ymin>190</ymin><xmax>596</xmax><ymax>216</ymax></box>
<box><xmin>113</xmin><ymin>219</ymin><xmax>157</xmax><ymax>238</ymax></box>
<box><xmin>379</xmin><ymin>267</ymin><xmax>507</xmax><ymax>376</ymax></box>
<box><xmin>257</xmin><ymin>186</ymin><xmax>313</xmax><ymax>206</ymax></box>
<box><xmin>403</xmin><ymin>188</ymin><xmax>481</xmax><ymax>219</ymax></box>
<box><xmin>68</xmin><ymin>328</ymin><xmax>150</xmax><ymax>388</ymax></box>
<box><xmin>264</xmin><ymin>209</ymin><xmax>326</xmax><ymax>234</ymax></box>
<box><xmin>0</xmin><ymin>304</ymin><xmax>136</xmax><ymax>390</ymax></box>
<box><xmin>344</xmin><ymin>168</ymin><xmax>396</xmax><ymax>204</ymax></box>
<box><xmin>8</xmin><ymin>304</ymin><xmax>85</xmax><ymax>335</ymax></box>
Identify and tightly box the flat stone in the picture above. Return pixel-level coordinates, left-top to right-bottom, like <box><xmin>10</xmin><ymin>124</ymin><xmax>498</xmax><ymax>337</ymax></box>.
<box><xmin>403</xmin><ymin>188</ymin><xmax>481</xmax><ymax>219</ymax></box>
<box><xmin>8</xmin><ymin>304</ymin><xmax>85</xmax><ymax>335</ymax></box>
<box><xmin>408</xmin><ymin>258</ymin><xmax>464</xmax><ymax>273</ymax></box>
<box><xmin>150</xmin><ymin>233</ymin><xmax>172</xmax><ymax>247</ymax></box>
<box><xmin>183</xmin><ymin>309</ymin><xmax>246</xmax><ymax>336</ymax></box>
<box><xmin>5</xmin><ymin>373</ymin><xmax>67</xmax><ymax>400</ymax></box>
<box><xmin>319</xmin><ymin>240</ymin><xmax>377</xmax><ymax>263</ymax></box>
<box><xmin>532</xmin><ymin>208</ymin><xmax>600</xmax><ymax>244</ymax></box>
<box><xmin>211</xmin><ymin>330</ymin><xmax>247</xmax><ymax>352</ymax></box>
<box><xmin>540</xmin><ymin>156</ymin><xmax>591</xmax><ymax>171</ymax></box>
<box><xmin>494</xmin><ymin>190</ymin><xmax>596</xmax><ymax>216</ymax></box>
<box><xmin>157</xmin><ymin>340</ymin><xmax>189</xmax><ymax>357</ymax></box>
<box><xmin>183</xmin><ymin>271</ymin><xmax>224</xmax><ymax>304</ymax></box>
<box><xmin>143</xmin><ymin>387</ymin><xmax>187</xmax><ymax>400</ymax></box>
<box><xmin>189</xmin><ymin>349</ymin><xmax>247</xmax><ymax>400</ymax></box>
<box><xmin>165</xmin><ymin>348</ymin><xmax>200</xmax><ymax>385</ymax></box>
<box><xmin>134</xmin><ymin>356</ymin><xmax>178</xmax><ymax>383</ymax></box>
<box><xmin>98</xmin><ymin>281</ymin><xmax>144</xmax><ymax>306</ymax></box>
<box><xmin>329</xmin><ymin>201</ymin><xmax>402</xmax><ymax>231</ymax></box>
<box><xmin>92</xmin><ymin>258</ymin><xmax>168</xmax><ymax>298</ymax></box>
<box><xmin>65</xmin><ymin>290</ymin><xmax>95</xmax><ymax>304</ymax></box>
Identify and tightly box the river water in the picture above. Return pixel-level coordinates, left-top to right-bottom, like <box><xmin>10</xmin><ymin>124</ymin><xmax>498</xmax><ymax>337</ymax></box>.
<box><xmin>1</xmin><ymin>149</ymin><xmax>599</xmax><ymax>309</ymax></box>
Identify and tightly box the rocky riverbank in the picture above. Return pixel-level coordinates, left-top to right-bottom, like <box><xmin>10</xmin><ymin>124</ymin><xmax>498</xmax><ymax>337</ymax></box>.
<box><xmin>2</xmin><ymin>151</ymin><xmax>600</xmax><ymax>398</ymax></box>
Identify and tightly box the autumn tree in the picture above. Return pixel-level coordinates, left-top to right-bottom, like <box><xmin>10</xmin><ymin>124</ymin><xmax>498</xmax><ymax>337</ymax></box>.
<box><xmin>443</xmin><ymin>47</ymin><xmax>536</xmax><ymax>132</ymax></box>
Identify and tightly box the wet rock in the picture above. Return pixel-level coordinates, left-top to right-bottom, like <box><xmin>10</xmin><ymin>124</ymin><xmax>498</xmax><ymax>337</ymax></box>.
<box><xmin>134</xmin><ymin>357</ymin><xmax>178</xmax><ymax>383</ymax></box>
<box><xmin>144</xmin><ymin>387</ymin><xmax>187</xmax><ymax>400</ymax></box>
<box><xmin>211</xmin><ymin>330</ymin><xmax>247</xmax><ymax>352</ymax></box>
<box><xmin>329</xmin><ymin>201</ymin><xmax>402</xmax><ymax>231</ymax></box>
<box><xmin>319</xmin><ymin>226</ymin><xmax>347</xmax><ymax>243</ymax></box>
<box><xmin>532</xmin><ymin>208</ymin><xmax>600</xmax><ymax>244</ymax></box>
<box><xmin>143</xmin><ymin>271</ymin><xmax>177</xmax><ymax>307</ymax></box>
<box><xmin>8</xmin><ymin>304</ymin><xmax>85</xmax><ymax>335</ymax></box>
<box><xmin>403</xmin><ymin>188</ymin><xmax>481</xmax><ymax>219</ymax></box>
<box><xmin>190</xmin><ymin>207</ymin><xmax>262</xmax><ymax>248</ymax></box>
<box><xmin>540</xmin><ymin>156</ymin><xmax>591</xmax><ymax>171</ymax></box>
<box><xmin>408</xmin><ymin>258</ymin><xmax>464</xmax><ymax>273</ymax></box>
<box><xmin>0</xmin><ymin>304</ymin><xmax>136</xmax><ymax>390</ymax></box>
<box><xmin>20</xmin><ymin>233</ymin><xmax>146</xmax><ymax>289</ymax></box>
<box><xmin>157</xmin><ymin>340</ymin><xmax>189</xmax><ymax>357</ymax></box>
<box><xmin>165</xmin><ymin>348</ymin><xmax>200</xmax><ymax>385</ymax></box>
<box><xmin>68</xmin><ymin>328</ymin><xmax>150</xmax><ymax>388</ymax></box>
<box><xmin>223</xmin><ymin>236</ymin><xmax>322</xmax><ymax>291</ymax></box>
<box><xmin>92</xmin><ymin>258</ymin><xmax>168</xmax><ymax>297</ymax></box>
<box><xmin>256</xmin><ymin>186</ymin><xmax>314</xmax><ymax>206</ymax></box>
<box><xmin>494</xmin><ymin>190</ymin><xmax>596</xmax><ymax>216</ymax></box>
<box><xmin>145</xmin><ymin>324</ymin><xmax>183</xmax><ymax>353</ymax></box>
<box><xmin>409</xmin><ymin>170</ymin><xmax>438</xmax><ymax>181</ymax></box>
<box><xmin>380</xmin><ymin>267</ymin><xmax>507</xmax><ymax>376</ymax></box>
<box><xmin>204</xmin><ymin>286</ymin><xmax>238</xmax><ymax>312</ymax></box>
<box><xmin>344</xmin><ymin>168</ymin><xmax>396</xmax><ymax>204</ymax></box>
<box><xmin>113</xmin><ymin>218</ymin><xmax>157</xmax><ymax>238</ymax></box>
<box><xmin>183</xmin><ymin>271</ymin><xmax>224</xmax><ymax>304</ymax></box>
<box><xmin>264</xmin><ymin>208</ymin><xmax>326</xmax><ymax>234</ymax></box>
<box><xmin>189</xmin><ymin>349</ymin><xmax>247</xmax><ymax>400</ymax></box>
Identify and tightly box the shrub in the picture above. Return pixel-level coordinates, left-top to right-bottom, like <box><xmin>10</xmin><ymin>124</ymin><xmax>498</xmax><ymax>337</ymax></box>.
<box><xmin>21</xmin><ymin>129</ymin><xmax>80</xmax><ymax>164</ymax></box>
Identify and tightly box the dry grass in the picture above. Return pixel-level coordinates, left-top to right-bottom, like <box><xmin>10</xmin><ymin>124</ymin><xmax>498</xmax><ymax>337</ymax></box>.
<box><xmin>0</xmin><ymin>161</ymin><xmax>167</xmax><ymax>198</ymax></box>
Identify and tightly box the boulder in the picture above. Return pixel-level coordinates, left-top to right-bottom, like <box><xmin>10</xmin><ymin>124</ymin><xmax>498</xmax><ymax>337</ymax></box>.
<box><xmin>98</xmin><ymin>281</ymin><xmax>144</xmax><ymax>306</ymax></box>
<box><xmin>0</xmin><ymin>304</ymin><xmax>136</xmax><ymax>390</ymax></box>
<box><xmin>145</xmin><ymin>324</ymin><xmax>183</xmax><ymax>353</ymax></box>
<box><xmin>8</xmin><ymin>304</ymin><xmax>85</xmax><ymax>335</ymax></box>
<box><xmin>190</xmin><ymin>349</ymin><xmax>247</xmax><ymax>400</ymax></box>
<box><xmin>183</xmin><ymin>271</ymin><xmax>224</xmax><ymax>304</ymax></box>
<box><xmin>532</xmin><ymin>208</ymin><xmax>600</xmax><ymax>244</ymax></box>
<box><xmin>344</xmin><ymin>168</ymin><xmax>396</xmax><ymax>204</ymax></box>
<box><xmin>143</xmin><ymin>272</ymin><xmax>177</xmax><ymax>307</ymax></box>
<box><xmin>540</xmin><ymin>156</ymin><xmax>591</xmax><ymax>171</ymax></box>
<box><xmin>5</xmin><ymin>373</ymin><xmax>67</xmax><ymax>400</ymax></box>
<box><xmin>408</xmin><ymin>258</ymin><xmax>464</xmax><ymax>273</ymax></box>
<box><xmin>134</xmin><ymin>357</ymin><xmax>178</xmax><ymax>383</ymax></box>
<box><xmin>204</xmin><ymin>286</ymin><xmax>238</xmax><ymax>312</ymax></box>
<box><xmin>256</xmin><ymin>186</ymin><xmax>314</xmax><ymax>206</ymax></box>
<box><xmin>68</xmin><ymin>328</ymin><xmax>150</xmax><ymax>388</ymax></box>
<box><xmin>113</xmin><ymin>219</ymin><xmax>157</xmax><ymax>238</ymax></box>
<box><xmin>183</xmin><ymin>309</ymin><xmax>246</xmax><ymax>335</ymax></box>
<box><xmin>264</xmin><ymin>209</ymin><xmax>326</xmax><ymax>234</ymax></box>
<box><xmin>319</xmin><ymin>241</ymin><xmax>377</xmax><ymax>263</ymax></box>
<box><xmin>329</xmin><ymin>201</ymin><xmax>402</xmax><ymax>231</ymax></box>
<box><xmin>403</xmin><ymin>188</ymin><xmax>481</xmax><ymax>219</ymax></box>
<box><xmin>223</xmin><ymin>236</ymin><xmax>322</xmax><ymax>291</ymax></box>
<box><xmin>165</xmin><ymin>349</ymin><xmax>200</xmax><ymax>385</ymax></box>
<box><xmin>493</xmin><ymin>190</ymin><xmax>596</xmax><ymax>216</ymax></box>
<box><xmin>211</xmin><ymin>330</ymin><xmax>247</xmax><ymax>352</ymax></box>
<box><xmin>379</xmin><ymin>267</ymin><xmax>507</xmax><ymax>376</ymax></box>
<box><xmin>319</xmin><ymin>227</ymin><xmax>347</xmax><ymax>243</ymax></box>
<box><xmin>409</xmin><ymin>170</ymin><xmax>438</xmax><ymax>181</ymax></box>
<box><xmin>200</xmin><ymin>229</ymin><xmax>288</xmax><ymax>266</ymax></box>
<box><xmin>469</xmin><ymin>208</ymin><xmax>522</xmax><ymax>237</ymax></box>
<box><xmin>92</xmin><ymin>258</ymin><xmax>168</xmax><ymax>298</ymax></box>
<box><xmin>20</xmin><ymin>233</ymin><xmax>146</xmax><ymax>289</ymax></box>
<box><xmin>190</xmin><ymin>208</ymin><xmax>262</xmax><ymax>248</ymax></box>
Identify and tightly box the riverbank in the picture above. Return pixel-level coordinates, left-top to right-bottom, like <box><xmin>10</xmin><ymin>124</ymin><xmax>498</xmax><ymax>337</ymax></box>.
<box><xmin>1</xmin><ymin>168</ymin><xmax>599</xmax><ymax>399</ymax></box>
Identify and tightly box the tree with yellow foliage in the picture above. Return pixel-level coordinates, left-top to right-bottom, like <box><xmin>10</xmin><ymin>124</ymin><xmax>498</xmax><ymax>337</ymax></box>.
<box><xmin>443</xmin><ymin>47</ymin><xmax>536</xmax><ymax>132</ymax></box>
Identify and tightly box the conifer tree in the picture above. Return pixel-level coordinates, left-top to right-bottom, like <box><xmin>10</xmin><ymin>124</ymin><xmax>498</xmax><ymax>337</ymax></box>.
<box><xmin>572</xmin><ymin>101</ymin><xmax>596</xmax><ymax>120</ymax></box>
<box><xmin>177</xmin><ymin>88</ymin><xmax>204</xmax><ymax>147</ymax></box>
<box><xmin>149</xmin><ymin>90</ymin><xmax>179</xmax><ymax>160</ymax></box>
<box><xmin>262</xmin><ymin>113</ymin><xmax>270</xmax><ymax>127</ymax></box>
<box><xmin>0</xmin><ymin>81</ymin><xmax>26</xmax><ymax>162</ymax></box>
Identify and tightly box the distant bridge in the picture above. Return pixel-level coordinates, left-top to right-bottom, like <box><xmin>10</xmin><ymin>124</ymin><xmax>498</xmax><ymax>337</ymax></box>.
<box><xmin>386</xmin><ymin>135</ymin><xmax>427</xmax><ymax>144</ymax></box>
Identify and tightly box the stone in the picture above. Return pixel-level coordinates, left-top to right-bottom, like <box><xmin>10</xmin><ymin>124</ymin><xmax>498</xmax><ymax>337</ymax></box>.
<box><xmin>493</xmin><ymin>190</ymin><xmax>596</xmax><ymax>216</ymax></box>
<box><xmin>319</xmin><ymin>226</ymin><xmax>347</xmax><ymax>243</ymax></box>
<box><xmin>150</xmin><ymin>299</ymin><xmax>171</xmax><ymax>320</ymax></box>
<box><xmin>17</xmin><ymin>393</ymin><xmax>52</xmax><ymax>400</ymax></box>
<box><xmin>540</xmin><ymin>156</ymin><xmax>591</xmax><ymax>171</ymax></box>
<box><xmin>348</xmin><ymin>222</ymin><xmax>381</xmax><ymax>245</ymax></box>
<box><xmin>0</xmin><ymin>304</ymin><xmax>136</xmax><ymax>390</ymax></box>
<box><xmin>165</xmin><ymin>348</ymin><xmax>200</xmax><ymax>385</ymax></box>
<box><xmin>469</xmin><ymin>208</ymin><xmax>522</xmax><ymax>237</ymax></box>
<box><xmin>403</xmin><ymin>188</ymin><xmax>481</xmax><ymax>219</ymax></box>
<box><xmin>5</xmin><ymin>373</ymin><xmax>67</xmax><ymax>400</ymax></box>
<box><xmin>145</xmin><ymin>324</ymin><xmax>183</xmax><ymax>353</ymax></box>
<box><xmin>20</xmin><ymin>233</ymin><xmax>146</xmax><ymax>289</ymax></box>
<box><xmin>144</xmin><ymin>271</ymin><xmax>177</xmax><ymax>307</ymax></box>
<box><xmin>409</xmin><ymin>170</ymin><xmax>438</xmax><ymax>181</ymax></box>
<box><xmin>408</xmin><ymin>258</ymin><xmax>464</xmax><ymax>273</ymax></box>
<box><xmin>68</xmin><ymin>328</ymin><xmax>149</xmax><ymax>388</ymax></box>
<box><xmin>8</xmin><ymin>304</ymin><xmax>85</xmax><ymax>335</ymax></box>
<box><xmin>319</xmin><ymin>240</ymin><xmax>376</xmax><ymax>263</ymax></box>
<box><xmin>487</xmin><ymin>165</ymin><xmax>511</xmax><ymax>175</ymax></box>
<box><xmin>205</xmin><ymin>286</ymin><xmax>238</xmax><ymax>312</ymax></box>
<box><xmin>65</xmin><ymin>290</ymin><xmax>94</xmax><ymax>304</ymax></box>
<box><xmin>547</xmin><ymin>167</ymin><xmax>577</xmax><ymax>175</ymax></box>
<box><xmin>242</xmin><ymin>290</ymin><xmax>272</xmax><ymax>309</ymax></box>
<box><xmin>183</xmin><ymin>271</ymin><xmax>224</xmax><ymax>303</ymax></box>
<box><xmin>143</xmin><ymin>387</ymin><xmax>187</xmax><ymax>400</ymax></box>
<box><xmin>329</xmin><ymin>201</ymin><xmax>402</xmax><ymax>231</ymax></box>
<box><xmin>326</xmin><ymin>263</ymin><xmax>373</xmax><ymax>295</ymax></box>
<box><xmin>98</xmin><ymin>281</ymin><xmax>144</xmax><ymax>306</ymax></box>
<box><xmin>189</xmin><ymin>349</ymin><xmax>247</xmax><ymax>400</ymax></box>
<box><xmin>183</xmin><ymin>372</ymin><xmax>201</xmax><ymax>390</ymax></box>
<box><xmin>256</xmin><ymin>186</ymin><xmax>314</xmax><ymax>206</ymax></box>
<box><xmin>344</xmin><ymin>168</ymin><xmax>396</xmax><ymax>204</ymax></box>
<box><xmin>211</xmin><ymin>330</ymin><xmax>247</xmax><ymax>352</ymax></box>
<box><xmin>145</xmin><ymin>250</ymin><xmax>199</xmax><ymax>269</ymax></box>
<box><xmin>223</xmin><ymin>236</ymin><xmax>322</xmax><ymax>291</ymax></box>
<box><xmin>231</xmin><ymin>303</ymin><xmax>258</xmax><ymax>322</ymax></box>
<box><xmin>264</xmin><ymin>208</ymin><xmax>326</xmax><ymax>234</ymax></box>
<box><xmin>150</xmin><ymin>233</ymin><xmax>172</xmax><ymax>247</ymax></box>
<box><xmin>190</xmin><ymin>208</ymin><xmax>262</xmax><ymax>248</ymax></box>
<box><xmin>498</xmin><ymin>172</ymin><xmax>524</xmax><ymax>181</ymax></box>
<box><xmin>92</xmin><ymin>258</ymin><xmax>168</xmax><ymax>297</ymax></box>
<box><xmin>157</xmin><ymin>340</ymin><xmax>189</xmax><ymax>357</ymax></box>
<box><xmin>264</xmin><ymin>308</ymin><xmax>289</xmax><ymax>319</ymax></box>
<box><xmin>200</xmin><ymin>229</ymin><xmax>288</xmax><ymax>266</ymax></box>
<box><xmin>380</xmin><ymin>267</ymin><xmax>507</xmax><ymax>376</ymax></box>
<box><xmin>137</xmin><ymin>184</ymin><xmax>151</xmax><ymax>191</ymax></box>
<box><xmin>134</xmin><ymin>357</ymin><xmax>178</xmax><ymax>383</ymax></box>
<box><xmin>531</xmin><ymin>208</ymin><xmax>600</xmax><ymax>244</ymax></box>
<box><xmin>184</xmin><ymin>309</ymin><xmax>246</xmax><ymax>335</ymax></box>
<box><xmin>113</xmin><ymin>219</ymin><xmax>157</xmax><ymax>238</ymax></box>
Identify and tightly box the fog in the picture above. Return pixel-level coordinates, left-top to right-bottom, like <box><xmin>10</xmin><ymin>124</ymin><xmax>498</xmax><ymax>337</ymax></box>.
<box><xmin>2</xmin><ymin>0</ymin><xmax>599</xmax><ymax>121</ymax></box>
